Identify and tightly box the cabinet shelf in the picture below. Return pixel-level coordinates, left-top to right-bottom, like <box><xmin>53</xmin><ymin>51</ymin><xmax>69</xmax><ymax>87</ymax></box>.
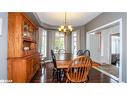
<box><xmin>23</xmin><ymin>49</ymin><xmax>36</xmax><ymax>56</ymax></box>
<box><xmin>23</xmin><ymin>37</ymin><xmax>36</xmax><ymax>43</ymax></box>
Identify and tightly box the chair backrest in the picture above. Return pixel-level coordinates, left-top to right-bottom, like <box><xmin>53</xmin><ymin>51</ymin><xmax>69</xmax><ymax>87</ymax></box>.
<box><xmin>66</xmin><ymin>56</ymin><xmax>92</xmax><ymax>83</ymax></box>
<box><xmin>58</xmin><ymin>49</ymin><xmax>66</xmax><ymax>54</ymax></box>
<box><xmin>77</xmin><ymin>50</ymin><xmax>84</xmax><ymax>56</ymax></box>
<box><xmin>84</xmin><ymin>50</ymin><xmax>90</xmax><ymax>57</ymax></box>
<box><xmin>51</xmin><ymin>50</ymin><xmax>57</xmax><ymax>68</ymax></box>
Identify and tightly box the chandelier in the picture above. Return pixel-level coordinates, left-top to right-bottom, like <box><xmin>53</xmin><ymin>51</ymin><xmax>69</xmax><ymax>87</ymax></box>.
<box><xmin>58</xmin><ymin>12</ymin><xmax>73</xmax><ymax>32</ymax></box>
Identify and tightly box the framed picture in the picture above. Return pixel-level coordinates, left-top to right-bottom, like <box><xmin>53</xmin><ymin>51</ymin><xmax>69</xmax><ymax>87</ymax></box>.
<box><xmin>0</xmin><ymin>18</ymin><xmax>2</xmax><ymax>36</ymax></box>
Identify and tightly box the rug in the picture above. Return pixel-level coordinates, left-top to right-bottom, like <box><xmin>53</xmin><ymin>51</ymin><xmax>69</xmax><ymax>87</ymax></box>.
<box><xmin>45</xmin><ymin>62</ymin><xmax>54</xmax><ymax>82</ymax></box>
<box><xmin>94</xmin><ymin>63</ymin><xmax>119</xmax><ymax>80</ymax></box>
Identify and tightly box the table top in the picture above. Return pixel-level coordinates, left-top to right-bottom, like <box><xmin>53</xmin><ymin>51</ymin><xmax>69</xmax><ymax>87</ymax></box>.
<box><xmin>55</xmin><ymin>53</ymin><xmax>76</xmax><ymax>61</ymax></box>
<box><xmin>55</xmin><ymin>53</ymin><xmax>98</xmax><ymax>69</ymax></box>
<box><xmin>55</xmin><ymin>53</ymin><xmax>78</xmax><ymax>69</ymax></box>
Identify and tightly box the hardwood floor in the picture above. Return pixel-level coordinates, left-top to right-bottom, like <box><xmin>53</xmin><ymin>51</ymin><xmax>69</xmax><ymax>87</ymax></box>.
<box><xmin>31</xmin><ymin>62</ymin><xmax>118</xmax><ymax>83</ymax></box>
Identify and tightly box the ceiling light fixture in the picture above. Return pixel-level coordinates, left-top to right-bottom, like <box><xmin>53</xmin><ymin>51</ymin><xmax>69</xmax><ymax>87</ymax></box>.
<box><xmin>58</xmin><ymin>12</ymin><xmax>73</xmax><ymax>33</ymax></box>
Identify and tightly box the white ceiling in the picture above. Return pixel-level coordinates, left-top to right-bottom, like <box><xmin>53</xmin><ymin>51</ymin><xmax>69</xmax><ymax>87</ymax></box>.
<box><xmin>36</xmin><ymin>12</ymin><xmax>102</xmax><ymax>27</ymax></box>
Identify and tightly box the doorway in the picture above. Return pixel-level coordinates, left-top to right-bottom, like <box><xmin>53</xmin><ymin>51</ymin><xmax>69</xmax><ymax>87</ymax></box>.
<box><xmin>86</xmin><ymin>19</ymin><xmax>122</xmax><ymax>82</ymax></box>
<box><xmin>110</xmin><ymin>33</ymin><xmax>120</xmax><ymax>67</ymax></box>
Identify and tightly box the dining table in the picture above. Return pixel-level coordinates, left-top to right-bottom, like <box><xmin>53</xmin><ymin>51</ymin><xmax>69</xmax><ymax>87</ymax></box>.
<box><xmin>55</xmin><ymin>53</ymin><xmax>74</xmax><ymax>82</ymax></box>
<box><xmin>55</xmin><ymin>53</ymin><xmax>75</xmax><ymax>69</ymax></box>
<box><xmin>55</xmin><ymin>53</ymin><xmax>97</xmax><ymax>69</ymax></box>
<box><xmin>54</xmin><ymin>53</ymin><xmax>98</xmax><ymax>82</ymax></box>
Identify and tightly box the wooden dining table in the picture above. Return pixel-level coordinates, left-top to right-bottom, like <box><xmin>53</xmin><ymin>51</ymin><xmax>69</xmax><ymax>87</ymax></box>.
<box><xmin>55</xmin><ymin>53</ymin><xmax>97</xmax><ymax>69</ymax></box>
<box><xmin>55</xmin><ymin>53</ymin><xmax>79</xmax><ymax>69</ymax></box>
<box><xmin>54</xmin><ymin>53</ymin><xmax>98</xmax><ymax>82</ymax></box>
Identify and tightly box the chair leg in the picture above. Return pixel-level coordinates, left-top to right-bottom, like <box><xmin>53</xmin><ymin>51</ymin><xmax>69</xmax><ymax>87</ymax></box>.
<box><xmin>84</xmin><ymin>75</ymin><xmax>89</xmax><ymax>83</ymax></box>
<box><xmin>87</xmin><ymin>75</ymin><xmax>89</xmax><ymax>81</ymax></box>
<box><xmin>52</xmin><ymin>69</ymin><xmax>61</xmax><ymax>83</ymax></box>
<box><xmin>60</xmin><ymin>69</ymin><xmax>64</xmax><ymax>82</ymax></box>
<box><xmin>52</xmin><ymin>70</ymin><xmax>54</xmax><ymax>82</ymax></box>
<box><xmin>66</xmin><ymin>79</ymin><xmax>71</xmax><ymax>83</ymax></box>
<box><xmin>66</xmin><ymin>79</ymin><xmax>69</xmax><ymax>83</ymax></box>
<box><xmin>52</xmin><ymin>70</ymin><xmax>56</xmax><ymax>82</ymax></box>
<box><xmin>57</xmin><ymin>70</ymin><xmax>60</xmax><ymax>82</ymax></box>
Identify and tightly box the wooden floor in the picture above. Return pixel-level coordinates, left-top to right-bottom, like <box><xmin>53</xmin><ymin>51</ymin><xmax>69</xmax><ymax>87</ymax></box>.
<box><xmin>31</xmin><ymin>62</ymin><xmax>118</xmax><ymax>83</ymax></box>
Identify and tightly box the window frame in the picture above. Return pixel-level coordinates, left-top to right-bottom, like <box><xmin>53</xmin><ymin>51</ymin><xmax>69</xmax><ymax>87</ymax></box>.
<box><xmin>54</xmin><ymin>32</ymin><xmax>65</xmax><ymax>53</ymax></box>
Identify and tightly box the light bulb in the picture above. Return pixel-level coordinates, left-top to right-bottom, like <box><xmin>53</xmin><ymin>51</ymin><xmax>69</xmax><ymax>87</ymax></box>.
<box><xmin>58</xmin><ymin>28</ymin><xmax>61</xmax><ymax>31</ymax></box>
<box><xmin>61</xmin><ymin>25</ymin><xmax>64</xmax><ymax>29</ymax></box>
<box><xmin>68</xmin><ymin>25</ymin><xmax>72</xmax><ymax>29</ymax></box>
<box><xmin>68</xmin><ymin>25</ymin><xmax>73</xmax><ymax>31</ymax></box>
<box><xmin>64</xmin><ymin>28</ymin><xmax>66</xmax><ymax>32</ymax></box>
<box><xmin>70</xmin><ymin>28</ymin><xmax>73</xmax><ymax>31</ymax></box>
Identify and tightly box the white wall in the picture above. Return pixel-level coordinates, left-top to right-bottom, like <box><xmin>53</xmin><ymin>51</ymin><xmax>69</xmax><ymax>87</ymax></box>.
<box><xmin>0</xmin><ymin>13</ymin><xmax>8</xmax><ymax>80</ymax></box>
<box><xmin>87</xmin><ymin>32</ymin><xmax>101</xmax><ymax>63</ymax></box>
<box><xmin>101</xmin><ymin>25</ymin><xmax>119</xmax><ymax>64</ymax></box>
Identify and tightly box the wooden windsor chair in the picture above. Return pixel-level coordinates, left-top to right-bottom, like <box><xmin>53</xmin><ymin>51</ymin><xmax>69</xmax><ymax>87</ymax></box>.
<box><xmin>66</xmin><ymin>56</ymin><xmax>92</xmax><ymax>83</ymax></box>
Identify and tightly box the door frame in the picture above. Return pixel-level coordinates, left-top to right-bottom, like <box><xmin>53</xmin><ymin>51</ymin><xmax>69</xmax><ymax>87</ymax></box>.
<box><xmin>110</xmin><ymin>33</ymin><xmax>120</xmax><ymax>66</ymax></box>
<box><xmin>86</xmin><ymin>18</ymin><xmax>123</xmax><ymax>82</ymax></box>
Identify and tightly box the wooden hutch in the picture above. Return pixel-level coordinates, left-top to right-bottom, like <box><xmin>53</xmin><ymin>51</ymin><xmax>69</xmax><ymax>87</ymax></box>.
<box><xmin>8</xmin><ymin>12</ymin><xmax>41</xmax><ymax>83</ymax></box>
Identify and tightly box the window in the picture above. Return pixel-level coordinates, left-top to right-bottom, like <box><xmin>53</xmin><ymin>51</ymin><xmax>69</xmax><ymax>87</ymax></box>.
<box><xmin>111</xmin><ymin>35</ymin><xmax>120</xmax><ymax>54</ymax></box>
<box><xmin>54</xmin><ymin>32</ymin><xmax>65</xmax><ymax>53</ymax></box>
<box><xmin>41</xmin><ymin>29</ymin><xmax>47</xmax><ymax>57</ymax></box>
<box><xmin>71</xmin><ymin>31</ymin><xmax>78</xmax><ymax>55</ymax></box>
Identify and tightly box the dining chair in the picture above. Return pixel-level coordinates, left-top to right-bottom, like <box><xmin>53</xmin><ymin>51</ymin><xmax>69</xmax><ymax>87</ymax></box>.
<box><xmin>77</xmin><ymin>50</ymin><xmax>84</xmax><ymax>56</ymax></box>
<box><xmin>58</xmin><ymin>49</ymin><xmax>66</xmax><ymax>54</ymax></box>
<box><xmin>84</xmin><ymin>50</ymin><xmax>90</xmax><ymax>57</ymax></box>
<box><xmin>51</xmin><ymin>50</ymin><xmax>61</xmax><ymax>82</ymax></box>
<box><xmin>66</xmin><ymin>56</ymin><xmax>92</xmax><ymax>83</ymax></box>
